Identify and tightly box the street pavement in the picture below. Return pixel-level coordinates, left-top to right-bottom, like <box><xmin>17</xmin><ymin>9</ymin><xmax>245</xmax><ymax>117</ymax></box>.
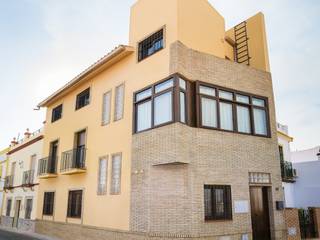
<box><xmin>0</xmin><ymin>229</ymin><xmax>43</xmax><ymax>240</ymax></box>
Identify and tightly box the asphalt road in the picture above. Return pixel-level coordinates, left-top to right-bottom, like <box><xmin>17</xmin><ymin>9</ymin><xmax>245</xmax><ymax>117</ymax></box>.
<box><xmin>0</xmin><ymin>229</ymin><xmax>43</xmax><ymax>240</ymax></box>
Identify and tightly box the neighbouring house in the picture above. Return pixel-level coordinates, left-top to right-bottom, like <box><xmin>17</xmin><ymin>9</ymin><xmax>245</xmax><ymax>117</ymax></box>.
<box><xmin>277</xmin><ymin>123</ymin><xmax>297</xmax><ymax>208</ymax></box>
<box><xmin>35</xmin><ymin>0</ymin><xmax>286</xmax><ymax>239</ymax></box>
<box><xmin>0</xmin><ymin>147</ymin><xmax>9</xmax><ymax>214</ymax></box>
<box><xmin>1</xmin><ymin>128</ymin><xmax>43</xmax><ymax>231</ymax></box>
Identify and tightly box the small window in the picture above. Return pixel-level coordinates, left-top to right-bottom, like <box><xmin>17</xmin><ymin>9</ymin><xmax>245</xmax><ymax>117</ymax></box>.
<box><xmin>76</xmin><ymin>88</ymin><xmax>90</xmax><ymax>110</ymax></box>
<box><xmin>102</xmin><ymin>91</ymin><xmax>112</xmax><ymax>125</ymax></box>
<box><xmin>136</xmin><ymin>88</ymin><xmax>152</xmax><ymax>102</ymax></box>
<box><xmin>236</xmin><ymin>94</ymin><xmax>249</xmax><ymax>104</ymax></box>
<box><xmin>6</xmin><ymin>199</ymin><xmax>12</xmax><ymax>216</ymax></box>
<box><xmin>110</xmin><ymin>154</ymin><xmax>122</xmax><ymax>195</ymax></box>
<box><xmin>97</xmin><ymin>157</ymin><xmax>108</xmax><ymax>195</ymax></box>
<box><xmin>67</xmin><ymin>190</ymin><xmax>83</xmax><ymax>218</ymax></box>
<box><xmin>200</xmin><ymin>86</ymin><xmax>215</xmax><ymax>97</ymax></box>
<box><xmin>219</xmin><ymin>90</ymin><xmax>233</xmax><ymax>100</ymax></box>
<box><xmin>51</xmin><ymin>104</ymin><xmax>63</xmax><ymax>122</ymax></box>
<box><xmin>43</xmin><ymin>192</ymin><xmax>55</xmax><ymax>216</ymax></box>
<box><xmin>138</xmin><ymin>29</ymin><xmax>164</xmax><ymax>61</ymax></box>
<box><xmin>25</xmin><ymin>198</ymin><xmax>33</xmax><ymax>219</ymax></box>
<box><xmin>204</xmin><ymin>185</ymin><xmax>232</xmax><ymax>220</ymax></box>
<box><xmin>252</xmin><ymin>98</ymin><xmax>265</xmax><ymax>107</ymax></box>
<box><xmin>114</xmin><ymin>84</ymin><xmax>125</xmax><ymax>121</ymax></box>
<box><xmin>155</xmin><ymin>78</ymin><xmax>174</xmax><ymax>93</ymax></box>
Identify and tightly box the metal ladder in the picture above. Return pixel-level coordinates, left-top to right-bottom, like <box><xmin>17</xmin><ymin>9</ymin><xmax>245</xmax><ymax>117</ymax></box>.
<box><xmin>234</xmin><ymin>21</ymin><xmax>251</xmax><ymax>66</ymax></box>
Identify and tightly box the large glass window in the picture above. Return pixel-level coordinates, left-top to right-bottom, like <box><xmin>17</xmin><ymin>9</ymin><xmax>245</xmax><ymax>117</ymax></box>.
<box><xmin>237</xmin><ymin>105</ymin><xmax>251</xmax><ymax>133</ymax></box>
<box><xmin>201</xmin><ymin>98</ymin><xmax>217</xmax><ymax>128</ymax></box>
<box><xmin>219</xmin><ymin>102</ymin><xmax>233</xmax><ymax>131</ymax></box>
<box><xmin>154</xmin><ymin>92</ymin><xmax>173</xmax><ymax>126</ymax></box>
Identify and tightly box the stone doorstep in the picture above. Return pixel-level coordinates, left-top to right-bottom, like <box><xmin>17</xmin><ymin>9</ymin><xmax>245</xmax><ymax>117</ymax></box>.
<box><xmin>0</xmin><ymin>225</ymin><xmax>61</xmax><ymax>240</ymax></box>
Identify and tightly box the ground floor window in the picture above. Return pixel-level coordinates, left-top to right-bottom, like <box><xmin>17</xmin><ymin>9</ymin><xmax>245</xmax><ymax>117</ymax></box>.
<box><xmin>43</xmin><ymin>192</ymin><xmax>55</xmax><ymax>216</ymax></box>
<box><xmin>25</xmin><ymin>198</ymin><xmax>33</xmax><ymax>219</ymax></box>
<box><xmin>204</xmin><ymin>185</ymin><xmax>232</xmax><ymax>220</ymax></box>
<box><xmin>67</xmin><ymin>190</ymin><xmax>83</xmax><ymax>218</ymax></box>
<box><xmin>6</xmin><ymin>199</ymin><xmax>12</xmax><ymax>216</ymax></box>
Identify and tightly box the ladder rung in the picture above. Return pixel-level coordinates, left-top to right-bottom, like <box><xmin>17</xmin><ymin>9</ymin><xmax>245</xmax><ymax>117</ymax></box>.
<box><xmin>237</xmin><ymin>55</ymin><xmax>250</xmax><ymax>61</ymax></box>
<box><xmin>235</xmin><ymin>34</ymin><xmax>247</xmax><ymax>41</ymax></box>
<box><xmin>236</xmin><ymin>38</ymin><xmax>249</xmax><ymax>46</ymax></box>
<box><xmin>237</xmin><ymin>49</ymin><xmax>249</xmax><ymax>56</ymax></box>
<box><xmin>234</xmin><ymin>21</ymin><xmax>247</xmax><ymax>30</ymax></box>
<box><xmin>235</xmin><ymin>29</ymin><xmax>247</xmax><ymax>36</ymax></box>
<box><xmin>236</xmin><ymin>45</ymin><xmax>248</xmax><ymax>51</ymax></box>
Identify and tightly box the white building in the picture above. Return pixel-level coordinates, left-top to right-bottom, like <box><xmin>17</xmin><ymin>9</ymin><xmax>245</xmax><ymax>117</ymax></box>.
<box><xmin>0</xmin><ymin>148</ymin><xmax>9</xmax><ymax>214</ymax></box>
<box><xmin>1</xmin><ymin>128</ymin><xmax>43</xmax><ymax>231</ymax></box>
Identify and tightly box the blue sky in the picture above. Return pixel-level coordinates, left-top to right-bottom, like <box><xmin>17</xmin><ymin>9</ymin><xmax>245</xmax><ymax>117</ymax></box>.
<box><xmin>0</xmin><ymin>0</ymin><xmax>319</xmax><ymax>150</ymax></box>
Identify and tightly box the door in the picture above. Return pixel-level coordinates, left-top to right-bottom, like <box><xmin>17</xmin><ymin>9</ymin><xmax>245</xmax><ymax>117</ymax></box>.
<box><xmin>49</xmin><ymin>141</ymin><xmax>58</xmax><ymax>173</ymax></box>
<box><xmin>75</xmin><ymin>130</ymin><xmax>86</xmax><ymax>168</ymax></box>
<box><xmin>12</xmin><ymin>200</ymin><xmax>21</xmax><ymax>228</ymax></box>
<box><xmin>250</xmin><ymin>187</ymin><xmax>271</xmax><ymax>240</ymax></box>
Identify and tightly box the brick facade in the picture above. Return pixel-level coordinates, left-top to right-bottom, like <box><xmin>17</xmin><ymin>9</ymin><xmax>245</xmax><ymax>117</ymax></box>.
<box><xmin>284</xmin><ymin>208</ymin><xmax>301</xmax><ymax>240</ymax></box>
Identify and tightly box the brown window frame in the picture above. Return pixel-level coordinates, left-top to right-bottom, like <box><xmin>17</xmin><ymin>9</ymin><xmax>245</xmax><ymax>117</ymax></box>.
<box><xmin>196</xmin><ymin>81</ymin><xmax>271</xmax><ymax>137</ymax></box>
<box><xmin>51</xmin><ymin>104</ymin><xmax>63</xmax><ymax>123</ymax></box>
<box><xmin>204</xmin><ymin>185</ymin><xmax>232</xmax><ymax>221</ymax></box>
<box><xmin>138</xmin><ymin>28</ymin><xmax>164</xmax><ymax>62</ymax></box>
<box><xmin>75</xmin><ymin>88</ymin><xmax>90</xmax><ymax>110</ymax></box>
<box><xmin>43</xmin><ymin>192</ymin><xmax>55</xmax><ymax>216</ymax></box>
<box><xmin>67</xmin><ymin>190</ymin><xmax>83</xmax><ymax>219</ymax></box>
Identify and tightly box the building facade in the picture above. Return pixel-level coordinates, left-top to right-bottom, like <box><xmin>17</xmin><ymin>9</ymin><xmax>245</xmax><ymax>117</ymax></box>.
<box><xmin>0</xmin><ymin>147</ymin><xmax>9</xmax><ymax>215</ymax></box>
<box><xmin>1</xmin><ymin>129</ymin><xmax>43</xmax><ymax>232</ymax></box>
<box><xmin>35</xmin><ymin>1</ymin><xmax>286</xmax><ymax>239</ymax></box>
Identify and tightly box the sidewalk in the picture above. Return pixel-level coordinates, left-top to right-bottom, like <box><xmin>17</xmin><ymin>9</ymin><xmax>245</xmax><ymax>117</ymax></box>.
<box><xmin>0</xmin><ymin>225</ymin><xmax>60</xmax><ymax>240</ymax></box>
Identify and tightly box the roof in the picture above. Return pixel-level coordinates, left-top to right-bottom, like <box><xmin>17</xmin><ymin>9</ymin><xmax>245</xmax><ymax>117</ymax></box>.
<box><xmin>38</xmin><ymin>45</ymin><xmax>134</xmax><ymax>107</ymax></box>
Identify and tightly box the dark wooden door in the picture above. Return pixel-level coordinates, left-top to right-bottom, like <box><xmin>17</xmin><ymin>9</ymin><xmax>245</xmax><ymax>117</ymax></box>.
<box><xmin>250</xmin><ymin>187</ymin><xmax>271</xmax><ymax>240</ymax></box>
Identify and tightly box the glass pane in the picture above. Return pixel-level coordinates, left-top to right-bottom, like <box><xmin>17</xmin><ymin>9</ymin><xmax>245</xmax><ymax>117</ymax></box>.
<box><xmin>215</xmin><ymin>189</ymin><xmax>225</xmax><ymax>216</ymax></box>
<box><xmin>111</xmin><ymin>155</ymin><xmax>122</xmax><ymax>194</ymax></box>
<box><xmin>219</xmin><ymin>90</ymin><xmax>233</xmax><ymax>100</ymax></box>
<box><xmin>237</xmin><ymin>106</ymin><xmax>251</xmax><ymax>133</ymax></box>
<box><xmin>99</xmin><ymin>158</ymin><xmax>107</xmax><ymax>185</ymax></box>
<box><xmin>252</xmin><ymin>98</ymin><xmax>265</xmax><ymax>107</ymax></box>
<box><xmin>236</xmin><ymin>94</ymin><xmax>249</xmax><ymax>104</ymax></box>
<box><xmin>180</xmin><ymin>92</ymin><xmax>186</xmax><ymax>123</ymax></box>
<box><xmin>115</xmin><ymin>84</ymin><xmax>124</xmax><ymax>121</ymax></box>
<box><xmin>154</xmin><ymin>92</ymin><xmax>172</xmax><ymax>126</ymax></box>
<box><xmin>253</xmin><ymin>108</ymin><xmax>267</xmax><ymax>135</ymax></box>
<box><xmin>200</xmin><ymin>86</ymin><xmax>215</xmax><ymax>96</ymax></box>
<box><xmin>137</xmin><ymin>101</ymin><xmax>152</xmax><ymax>132</ymax></box>
<box><xmin>219</xmin><ymin>102</ymin><xmax>233</xmax><ymax>131</ymax></box>
<box><xmin>102</xmin><ymin>92</ymin><xmax>111</xmax><ymax>125</ymax></box>
<box><xmin>201</xmin><ymin>98</ymin><xmax>217</xmax><ymax>128</ymax></box>
<box><xmin>204</xmin><ymin>188</ymin><xmax>212</xmax><ymax>218</ymax></box>
<box><xmin>155</xmin><ymin>79</ymin><xmax>174</xmax><ymax>93</ymax></box>
<box><xmin>179</xmin><ymin>78</ymin><xmax>186</xmax><ymax>90</ymax></box>
<box><xmin>136</xmin><ymin>88</ymin><xmax>152</xmax><ymax>102</ymax></box>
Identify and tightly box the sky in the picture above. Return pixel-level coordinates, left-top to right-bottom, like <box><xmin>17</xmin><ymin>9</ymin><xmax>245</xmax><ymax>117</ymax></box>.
<box><xmin>0</xmin><ymin>0</ymin><xmax>319</xmax><ymax>151</ymax></box>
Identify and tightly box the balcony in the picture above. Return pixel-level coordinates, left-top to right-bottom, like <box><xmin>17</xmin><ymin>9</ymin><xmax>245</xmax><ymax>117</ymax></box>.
<box><xmin>22</xmin><ymin>170</ymin><xmax>35</xmax><ymax>186</ymax></box>
<box><xmin>281</xmin><ymin>161</ymin><xmax>297</xmax><ymax>183</ymax></box>
<box><xmin>60</xmin><ymin>146</ymin><xmax>86</xmax><ymax>175</ymax></box>
<box><xmin>4</xmin><ymin>175</ymin><xmax>14</xmax><ymax>190</ymax></box>
<box><xmin>38</xmin><ymin>157</ymin><xmax>58</xmax><ymax>179</ymax></box>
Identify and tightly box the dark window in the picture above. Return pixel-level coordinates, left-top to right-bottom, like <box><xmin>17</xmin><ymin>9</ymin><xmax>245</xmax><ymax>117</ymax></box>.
<box><xmin>43</xmin><ymin>192</ymin><xmax>55</xmax><ymax>216</ymax></box>
<box><xmin>67</xmin><ymin>190</ymin><xmax>82</xmax><ymax>218</ymax></box>
<box><xmin>279</xmin><ymin>145</ymin><xmax>284</xmax><ymax>162</ymax></box>
<box><xmin>51</xmin><ymin>104</ymin><xmax>63</xmax><ymax>122</ymax></box>
<box><xmin>25</xmin><ymin>198</ymin><xmax>33</xmax><ymax>219</ymax></box>
<box><xmin>204</xmin><ymin>185</ymin><xmax>232</xmax><ymax>220</ymax></box>
<box><xmin>138</xmin><ymin>29</ymin><xmax>164</xmax><ymax>61</ymax></box>
<box><xmin>6</xmin><ymin>199</ymin><xmax>12</xmax><ymax>216</ymax></box>
<box><xmin>76</xmin><ymin>88</ymin><xmax>90</xmax><ymax>110</ymax></box>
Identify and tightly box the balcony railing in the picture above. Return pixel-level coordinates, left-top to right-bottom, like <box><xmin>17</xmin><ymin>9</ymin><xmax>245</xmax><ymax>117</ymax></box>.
<box><xmin>60</xmin><ymin>146</ymin><xmax>86</xmax><ymax>174</ymax></box>
<box><xmin>38</xmin><ymin>156</ymin><xmax>58</xmax><ymax>177</ymax></box>
<box><xmin>22</xmin><ymin>170</ymin><xmax>35</xmax><ymax>186</ymax></box>
<box><xmin>281</xmin><ymin>161</ymin><xmax>297</xmax><ymax>182</ymax></box>
<box><xmin>4</xmin><ymin>175</ymin><xmax>14</xmax><ymax>189</ymax></box>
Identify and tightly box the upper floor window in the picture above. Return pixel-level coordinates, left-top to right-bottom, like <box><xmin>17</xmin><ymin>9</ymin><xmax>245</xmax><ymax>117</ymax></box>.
<box><xmin>67</xmin><ymin>190</ymin><xmax>83</xmax><ymax>218</ymax></box>
<box><xmin>204</xmin><ymin>185</ymin><xmax>232</xmax><ymax>221</ymax></box>
<box><xmin>51</xmin><ymin>104</ymin><xmax>62</xmax><ymax>122</ymax></box>
<box><xmin>6</xmin><ymin>199</ymin><xmax>12</xmax><ymax>216</ymax></box>
<box><xmin>102</xmin><ymin>91</ymin><xmax>112</xmax><ymax>125</ymax></box>
<box><xmin>114</xmin><ymin>84</ymin><xmax>125</xmax><ymax>121</ymax></box>
<box><xmin>76</xmin><ymin>88</ymin><xmax>90</xmax><ymax>110</ymax></box>
<box><xmin>97</xmin><ymin>157</ymin><xmax>108</xmax><ymax>195</ymax></box>
<box><xmin>138</xmin><ymin>29</ymin><xmax>164</xmax><ymax>62</ymax></box>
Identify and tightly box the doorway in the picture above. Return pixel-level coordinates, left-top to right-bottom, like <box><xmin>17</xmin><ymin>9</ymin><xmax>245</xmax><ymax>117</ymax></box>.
<box><xmin>250</xmin><ymin>186</ymin><xmax>271</xmax><ymax>240</ymax></box>
<box><xmin>12</xmin><ymin>199</ymin><xmax>21</xmax><ymax>228</ymax></box>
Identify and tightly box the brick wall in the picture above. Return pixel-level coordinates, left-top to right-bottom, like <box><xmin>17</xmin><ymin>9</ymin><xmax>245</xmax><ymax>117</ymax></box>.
<box><xmin>284</xmin><ymin>208</ymin><xmax>301</xmax><ymax>240</ymax></box>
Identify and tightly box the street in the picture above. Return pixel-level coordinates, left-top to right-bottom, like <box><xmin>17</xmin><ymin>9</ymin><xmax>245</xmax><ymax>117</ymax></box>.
<box><xmin>0</xmin><ymin>229</ymin><xmax>44</xmax><ymax>240</ymax></box>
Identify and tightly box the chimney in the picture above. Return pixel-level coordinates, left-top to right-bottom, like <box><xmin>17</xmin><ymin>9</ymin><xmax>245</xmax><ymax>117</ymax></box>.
<box><xmin>11</xmin><ymin>137</ymin><xmax>18</xmax><ymax>146</ymax></box>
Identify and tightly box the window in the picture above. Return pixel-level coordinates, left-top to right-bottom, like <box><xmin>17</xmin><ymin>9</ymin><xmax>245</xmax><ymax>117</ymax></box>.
<box><xmin>204</xmin><ymin>185</ymin><xmax>232</xmax><ymax>220</ymax></box>
<box><xmin>198</xmin><ymin>82</ymin><xmax>269</xmax><ymax>136</ymax></box>
<box><xmin>67</xmin><ymin>190</ymin><xmax>83</xmax><ymax>218</ymax></box>
<box><xmin>179</xmin><ymin>78</ymin><xmax>187</xmax><ymax>123</ymax></box>
<box><xmin>102</xmin><ymin>91</ymin><xmax>112</xmax><ymax>125</ymax></box>
<box><xmin>114</xmin><ymin>84</ymin><xmax>125</xmax><ymax>121</ymax></box>
<box><xmin>279</xmin><ymin>145</ymin><xmax>284</xmax><ymax>162</ymax></box>
<box><xmin>43</xmin><ymin>192</ymin><xmax>54</xmax><ymax>216</ymax></box>
<box><xmin>97</xmin><ymin>157</ymin><xmax>108</xmax><ymax>195</ymax></box>
<box><xmin>6</xmin><ymin>199</ymin><xmax>12</xmax><ymax>216</ymax></box>
<box><xmin>138</xmin><ymin>29</ymin><xmax>164</xmax><ymax>61</ymax></box>
<box><xmin>249</xmin><ymin>172</ymin><xmax>271</xmax><ymax>184</ymax></box>
<box><xmin>76</xmin><ymin>88</ymin><xmax>90</xmax><ymax>110</ymax></box>
<box><xmin>51</xmin><ymin>104</ymin><xmax>62</xmax><ymax>122</ymax></box>
<box><xmin>134</xmin><ymin>78</ymin><xmax>175</xmax><ymax>132</ymax></box>
<box><xmin>25</xmin><ymin>198</ymin><xmax>33</xmax><ymax>219</ymax></box>
<box><xmin>110</xmin><ymin>154</ymin><xmax>122</xmax><ymax>195</ymax></box>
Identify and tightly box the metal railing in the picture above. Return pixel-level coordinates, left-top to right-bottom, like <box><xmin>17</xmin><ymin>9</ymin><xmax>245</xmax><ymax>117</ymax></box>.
<box><xmin>281</xmin><ymin>161</ymin><xmax>297</xmax><ymax>182</ymax></box>
<box><xmin>38</xmin><ymin>156</ymin><xmax>58</xmax><ymax>176</ymax></box>
<box><xmin>4</xmin><ymin>175</ymin><xmax>14</xmax><ymax>189</ymax></box>
<box><xmin>60</xmin><ymin>146</ymin><xmax>86</xmax><ymax>172</ymax></box>
<box><xmin>22</xmin><ymin>170</ymin><xmax>35</xmax><ymax>185</ymax></box>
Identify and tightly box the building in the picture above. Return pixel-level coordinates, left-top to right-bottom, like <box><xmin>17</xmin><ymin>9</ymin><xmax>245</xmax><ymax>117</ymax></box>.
<box><xmin>277</xmin><ymin>123</ymin><xmax>297</xmax><ymax>208</ymax></box>
<box><xmin>1</xmin><ymin>128</ymin><xmax>43</xmax><ymax>231</ymax></box>
<box><xmin>289</xmin><ymin>146</ymin><xmax>320</xmax><ymax>208</ymax></box>
<box><xmin>35</xmin><ymin>0</ymin><xmax>286</xmax><ymax>239</ymax></box>
<box><xmin>0</xmin><ymin>147</ymin><xmax>9</xmax><ymax>214</ymax></box>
